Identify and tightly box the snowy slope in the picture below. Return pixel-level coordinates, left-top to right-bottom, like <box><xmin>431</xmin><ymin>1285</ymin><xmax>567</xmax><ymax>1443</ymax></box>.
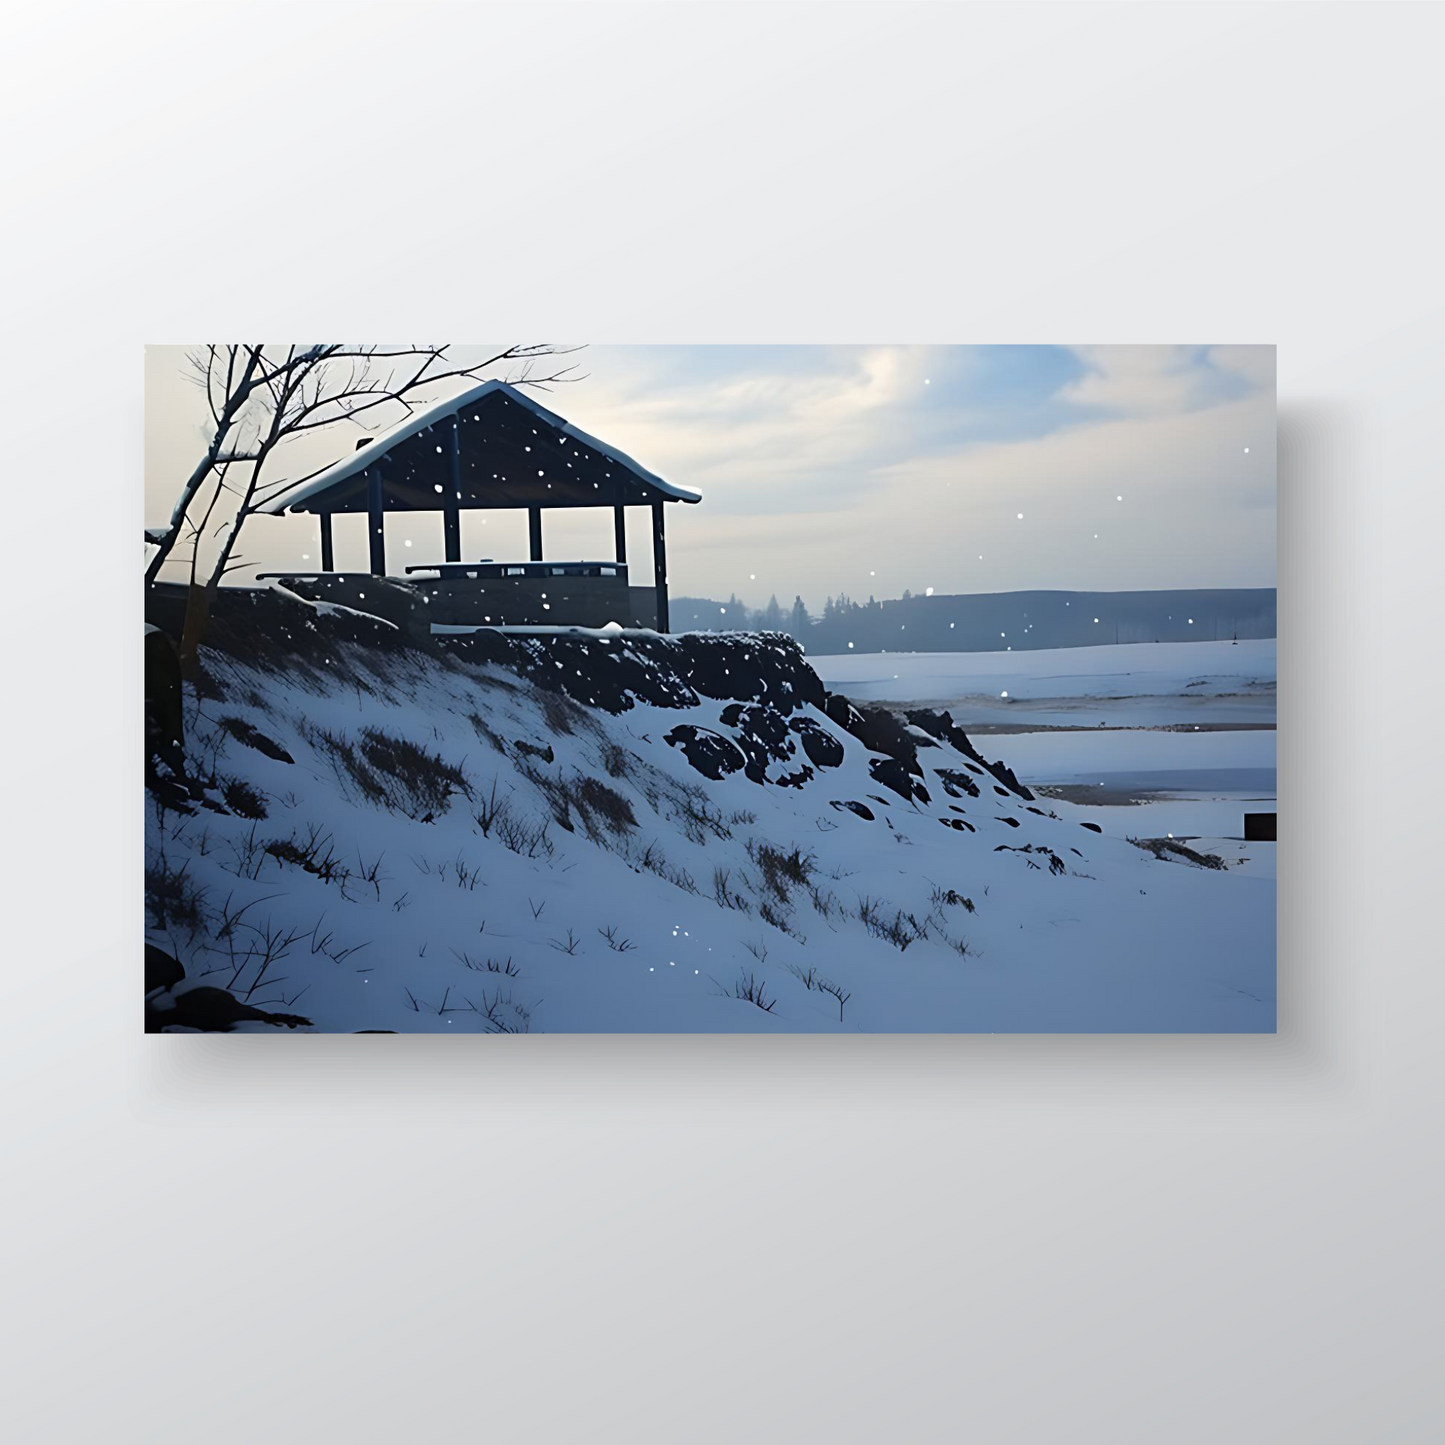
<box><xmin>144</xmin><ymin>603</ymin><xmax>1275</xmax><ymax>1033</ymax></box>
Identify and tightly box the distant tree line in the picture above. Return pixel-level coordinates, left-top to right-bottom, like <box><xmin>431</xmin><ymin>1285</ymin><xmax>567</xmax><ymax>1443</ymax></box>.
<box><xmin>670</xmin><ymin>588</ymin><xmax>1278</xmax><ymax>655</ymax></box>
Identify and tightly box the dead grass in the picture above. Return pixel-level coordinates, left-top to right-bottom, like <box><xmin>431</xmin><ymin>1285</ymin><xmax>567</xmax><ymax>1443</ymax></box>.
<box><xmin>305</xmin><ymin>723</ymin><xmax>471</xmax><ymax>818</ymax></box>
<box><xmin>145</xmin><ymin>850</ymin><xmax>208</xmax><ymax>941</ymax></box>
<box><xmin>729</xmin><ymin>970</ymin><xmax>776</xmax><ymax>1013</ymax></box>
<box><xmin>746</xmin><ymin>840</ymin><xmax>815</xmax><ymax>902</ymax></box>
<box><xmin>1129</xmin><ymin>836</ymin><xmax>1227</xmax><ymax>870</ymax></box>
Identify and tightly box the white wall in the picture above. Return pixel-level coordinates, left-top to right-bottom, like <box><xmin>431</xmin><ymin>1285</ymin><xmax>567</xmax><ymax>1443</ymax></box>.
<box><xmin>5</xmin><ymin>4</ymin><xmax>1441</xmax><ymax>1443</ymax></box>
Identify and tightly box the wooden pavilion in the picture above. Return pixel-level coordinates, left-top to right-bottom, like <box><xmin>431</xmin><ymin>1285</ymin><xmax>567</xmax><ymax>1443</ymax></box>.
<box><xmin>264</xmin><ymin>380</ymin><xmax>700</xmax><ymax>632</ymax></box>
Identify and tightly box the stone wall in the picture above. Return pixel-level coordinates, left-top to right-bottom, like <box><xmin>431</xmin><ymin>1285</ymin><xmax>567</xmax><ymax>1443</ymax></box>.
<box><xmin>146</xmin><ymin>574</ymin><xmax>659</xmax><ymax>645</ymax></box>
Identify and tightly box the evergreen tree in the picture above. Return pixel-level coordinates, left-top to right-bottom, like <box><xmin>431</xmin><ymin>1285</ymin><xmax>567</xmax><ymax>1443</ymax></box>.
<box><xmin>788</xmin><ymin>596</ymin><xmax>810</xmax><ymax>635</ymax></box>
<box><xmin>763</xmin><ymin>594</ymin><xmax>783</xmax><ymax>630</ymax></box>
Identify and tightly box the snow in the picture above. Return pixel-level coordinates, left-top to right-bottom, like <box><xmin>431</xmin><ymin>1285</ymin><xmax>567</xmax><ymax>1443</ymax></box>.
<box><xmin>811</xmin><ymin>639</ymin><xmax>1276</xmax><ymax>727</ymax></box>
<box><xmin>265</xmin><ymin>580</ymin><xmax>399</xmax><ymax>630</ymax></box>
<box><xmin>146</xmin><ymin>631</ymin><xmax>1274</xmax><ymax>1033</ymax></box>
<box><xmin>432</xmin><ymin>622</ymin><xmax>647</xmax><ymax>638</ymax></box>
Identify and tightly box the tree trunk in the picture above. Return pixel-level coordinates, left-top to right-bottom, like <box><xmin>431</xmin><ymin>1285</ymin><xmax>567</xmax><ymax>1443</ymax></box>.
<box><xmin>177</xmin><ymin>582</ymin><xmax>214</xmax><ymax>676</ymax></box>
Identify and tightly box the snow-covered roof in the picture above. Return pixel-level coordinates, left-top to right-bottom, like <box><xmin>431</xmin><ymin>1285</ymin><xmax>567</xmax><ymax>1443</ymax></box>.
<box><xmin>265</xmin><ymin>379</ymin><xmax>699</xmax><ymax>515</ymax></box>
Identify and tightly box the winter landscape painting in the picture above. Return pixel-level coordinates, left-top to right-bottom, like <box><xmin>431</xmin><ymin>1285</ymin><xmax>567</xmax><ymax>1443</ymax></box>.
<box><xmin>144</xmin><ymin>344</ymin><xmax>1276</xmax><ymax>1033</ymax></box>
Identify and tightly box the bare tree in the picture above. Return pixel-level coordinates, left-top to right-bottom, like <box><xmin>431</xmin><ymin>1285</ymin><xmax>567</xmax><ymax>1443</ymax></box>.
<box><xmin>149</xmin><ymin>344</ymin><xmax>580</xmax><ymax>664</ymax></box>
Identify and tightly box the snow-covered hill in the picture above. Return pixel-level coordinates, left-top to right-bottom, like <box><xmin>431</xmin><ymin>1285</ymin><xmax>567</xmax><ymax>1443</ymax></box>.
<box><xmin>144</xmin><ymin>595</ymin><xmax>1275</xmax><ymax>1032</ymax></box>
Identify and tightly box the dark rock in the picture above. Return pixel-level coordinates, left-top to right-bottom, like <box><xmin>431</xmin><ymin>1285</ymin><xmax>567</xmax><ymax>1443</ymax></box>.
<box><xmin>830</xmin><ymin>800</ymin><xmax>875</xmax><ymax>821</ymax></box>
<box><xmin>444</xmin><ymin>629</ymin><xmax>823</xmax><ymax>719</ymax></box>
<box><xmin>906</xmin><ymin>706</ymin><xmax>1035</xmax><ymax>801</ymax></box>
<box><xmin>985</xmin><ymin>759</ymin><xmax>1035</xmax><ymax>802</ymax></box>
<box><xmin>936</xmin><ymin>768</ymin><xmax>981</xmax><ymax>799</ymax></box>
<box><xmin>773</xmin><ymin>765</ymin><xmax>815</xmax><ymax>789</ymax></box>
<box><xmin>868</xmin><ymin>756</ymin><xmax>930</xmax><ymax>804</ymax></box>
<box><xmin>664</xmin><ymin>725</ymin><xmax>748</xmax><ymax>781</ymax></box>
<box><xmin>790</xmin><ymin>716</ymin><xmax>845</xmax><ymax>769</ymax></box>
<box><xmin>822</xmin><ymin>692</ymin><xmax>863</xmax><ymax>732</ymax></box>
<box><xmin>851</xmin><ymin>707</ymin><xmax>923</xmax><ymax>776</ymax></box>
<box><xmin>718</xmin><ymin>702</ymin><xmax>795</xmax><ymax>781</ymax></box>
<box><xmin>145</xmin><ymin>944</ymin><xmax>185</xmax><ymax>993</ymax></box>
<box><xmin>146</xmin><ymin>986</ymin><xmax>313</xmax><ymax>1032</ymax></box>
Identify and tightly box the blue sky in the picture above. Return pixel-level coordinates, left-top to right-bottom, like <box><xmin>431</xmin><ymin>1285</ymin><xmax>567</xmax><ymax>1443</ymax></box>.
<box><xmin>145</xmin><ymin>344</ymin><xmax>1275</xmax><ymax>608</ymax></box>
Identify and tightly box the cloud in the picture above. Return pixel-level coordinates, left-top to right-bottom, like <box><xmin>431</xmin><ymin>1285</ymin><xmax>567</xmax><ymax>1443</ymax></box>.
<box><xmin>1208</xmin><ymin>344</ymin><xmax>1276</xmax><ymax>390</ymax></box>
<box><xmin>863</xmin><ymin>384</ymin><xmax>1276</xmax><ymax>595</ymax></box>
<box><xmin>1059</xmin><ymin>344</ymin><xmax>1271</xmax><ymax>418</ymax></box>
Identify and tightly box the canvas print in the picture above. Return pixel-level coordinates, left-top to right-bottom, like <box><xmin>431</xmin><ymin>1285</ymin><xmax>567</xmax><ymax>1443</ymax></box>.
<box><xmin>144</xmin><ymin>345</ymin><xmax>1276</xmax><ymax>1033</ymax></box>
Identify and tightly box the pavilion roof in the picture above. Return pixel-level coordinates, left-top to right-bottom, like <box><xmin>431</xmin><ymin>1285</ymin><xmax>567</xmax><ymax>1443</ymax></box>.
<box><xmin>264</xmin><ymin>379</ymin><xmax>700</xmax><ymax>516</ymax></box>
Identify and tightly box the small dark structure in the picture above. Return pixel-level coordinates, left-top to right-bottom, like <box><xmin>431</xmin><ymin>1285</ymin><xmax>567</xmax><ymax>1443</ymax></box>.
<box><xmin>1244</xmin><ymin>812</ymin><xmax>1277</xmax><ymax>841</ymax></box>
<box><xmin>263</xmin><ymin>380</ymin><xmax>700</xmax><ymax>633</ymax></box>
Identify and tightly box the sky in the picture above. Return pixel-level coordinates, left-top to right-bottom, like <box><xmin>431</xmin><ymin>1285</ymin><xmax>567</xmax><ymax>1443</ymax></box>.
<box><xmin>145</xmin><ymin>344</ymin><xmax>1275</xmax><ymax>611</ymax></box>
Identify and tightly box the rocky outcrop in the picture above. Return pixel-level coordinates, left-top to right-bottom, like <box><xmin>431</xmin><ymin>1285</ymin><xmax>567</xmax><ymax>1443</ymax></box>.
<box><xmin>144</xmin><ymin>944</ymin><xmax>312</xmax><ymax>1032</ymax></box>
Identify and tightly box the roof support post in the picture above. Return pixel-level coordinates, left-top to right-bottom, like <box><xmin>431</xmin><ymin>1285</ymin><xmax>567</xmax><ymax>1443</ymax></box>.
<box><xmin>444</xmin><ymin>421</ymin><xmax>462</xmax><ymax>563</ymax></box>
<box><xmin>319</xmin><ymin>513</ymin><xmax>334</xmax><ymax>572</ymax></box>
<box><xmin>651</xmin><ymin>500</ymin><xmax>669</xmax><ymax>633</ymax></box>
<box><xmin>613</xmin><ymin>505</ymin><xmax>627</xmax><ymax>565</ymax></box>
<box><xmin>367</xmin><ymin>468</ymin><xmax>386</xmax><ymax>577</ymax></box>
<box><xmin>528</xmin><ymin>506</ymin><xmax>543</xmax><ymax>562</ymax></box>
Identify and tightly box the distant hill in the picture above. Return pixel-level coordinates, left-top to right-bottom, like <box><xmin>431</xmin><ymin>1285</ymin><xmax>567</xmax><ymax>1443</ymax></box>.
<box><xmin>672</xmin><ymin>588</ymin><xmax>1277</xmax><ymax>654</ymax></box>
